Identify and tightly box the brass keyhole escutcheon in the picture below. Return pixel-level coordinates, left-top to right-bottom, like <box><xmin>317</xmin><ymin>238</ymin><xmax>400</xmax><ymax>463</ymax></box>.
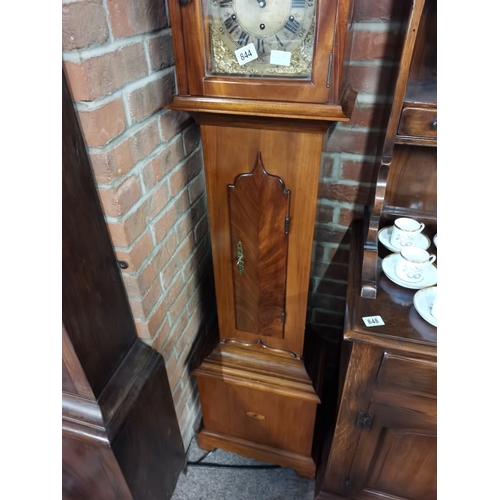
<box><xmin>236</xmin><ymin>241</ymin><xmax>244</xmax><ymax>274</ymax></box>
<box><xmin>245</xmin><ymin>411</ymin><xmax>265</xmax><ymax>421</ymax></box>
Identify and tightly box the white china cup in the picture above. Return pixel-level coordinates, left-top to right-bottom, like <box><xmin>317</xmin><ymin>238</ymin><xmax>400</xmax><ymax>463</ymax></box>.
<box><xmin>395</xmin><ymin>247</ymin><xmax>436</xmax><ymax>283</ymax></box>
<box><xmin>390</xmin><ymin>217</ymin><xmax>425</xmax><ymax>248</ymax></box>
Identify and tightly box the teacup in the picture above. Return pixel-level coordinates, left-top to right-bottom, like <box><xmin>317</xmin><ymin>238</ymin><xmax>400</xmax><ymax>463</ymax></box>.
<box><xmin>390</xmin><ymin>217</ymin><xmax>425</xmax><ymax>248</ymax></box>
<box><xmin>395</xmin><ymin>247</ymin><xmax>436</xmax><ymax>283</ymax></box>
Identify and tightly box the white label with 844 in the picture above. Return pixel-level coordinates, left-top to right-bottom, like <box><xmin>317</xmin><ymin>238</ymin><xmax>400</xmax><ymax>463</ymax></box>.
<box><xmin>234</xmin><ymin>43</ymin><xmax>258</xmax><ymax>66</ymax></box>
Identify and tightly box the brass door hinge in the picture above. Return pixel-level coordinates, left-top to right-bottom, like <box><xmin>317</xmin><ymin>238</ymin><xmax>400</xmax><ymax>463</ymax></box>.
<box><xmin>326</xmin><ymin>52</ymin><xmax>333</xmax><ymax>88</ymax></box>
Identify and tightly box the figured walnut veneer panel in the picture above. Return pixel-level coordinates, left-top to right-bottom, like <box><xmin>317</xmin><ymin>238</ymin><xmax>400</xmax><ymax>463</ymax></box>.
<box><xmin>200</xmin><ymin>124</ymin><xmax>324</xmax><ymax>355</ymax></box>
<box><xmin>228</xmin><ymin>153</ymin><xmax>290</xmax><ymax>337</ymax></box>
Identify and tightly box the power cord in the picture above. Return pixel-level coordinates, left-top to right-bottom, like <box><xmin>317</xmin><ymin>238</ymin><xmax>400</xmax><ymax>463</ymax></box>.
<box><xmin>186</xmin><ymin>448</ymin><xmax>281</xmax><ymax>470</ymax></box>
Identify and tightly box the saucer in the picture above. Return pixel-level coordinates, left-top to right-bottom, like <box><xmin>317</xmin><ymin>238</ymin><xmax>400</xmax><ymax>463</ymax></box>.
<box><xmin>378</xmin><ymin>226</ymin><xmax>431</xmax><ymax>252</ymax></box>
<box><xmin>413</xmin><ymin>286</ymin><xmax>437</xmax><ymax>327</ymax></box>
<box><xmin>381</xmin><ymin>253</ymin><xmax>437</xmax><ymax>290</ymax></box>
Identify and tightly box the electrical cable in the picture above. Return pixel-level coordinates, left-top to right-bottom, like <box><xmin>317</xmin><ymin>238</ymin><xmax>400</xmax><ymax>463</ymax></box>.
<box><xmin>186</xmin><ymin>448</ymin><xmax>281</xmax><ymax>470</ymax></box>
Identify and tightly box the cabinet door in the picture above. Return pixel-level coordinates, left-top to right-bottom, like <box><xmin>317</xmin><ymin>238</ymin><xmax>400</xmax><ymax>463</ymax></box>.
<box><xmin>348</xmin><ymin>402</ymin><xmax>436</xmax><ymax>500</ymax></box>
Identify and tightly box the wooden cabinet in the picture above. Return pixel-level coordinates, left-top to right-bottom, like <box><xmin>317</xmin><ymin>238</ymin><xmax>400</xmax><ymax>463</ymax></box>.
<box><xmin>62</xmin><ymin>71</ymin><xmax>185</xmax><ymax>499</ymax></box>
<box><xmin>315</xmin><ymin>221</ymin><xmax>437</xmax><ymax>499</ymax></box>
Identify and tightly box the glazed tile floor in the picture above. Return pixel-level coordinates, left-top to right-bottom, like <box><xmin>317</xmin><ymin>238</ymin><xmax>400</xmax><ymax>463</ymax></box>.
<box><xmin>171</xmin><ymin>438</ymin><xmax>315</xmax><ymax>500</ymax></box>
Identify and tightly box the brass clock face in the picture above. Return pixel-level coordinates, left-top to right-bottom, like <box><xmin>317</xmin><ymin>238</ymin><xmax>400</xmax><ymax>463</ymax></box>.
<box><xmin>208</xmin><ymin>0</ymin><xmax>317</xmax><ymax>78</ymax></box>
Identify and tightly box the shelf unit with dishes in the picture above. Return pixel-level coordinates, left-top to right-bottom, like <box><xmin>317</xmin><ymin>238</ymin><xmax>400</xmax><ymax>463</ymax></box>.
<box><xmin>361</xmin><ymin>0</ymin><xmax>437</xmax><ymax>299</ymax></box>
<box><xmin>314</xmin><ymin>1</ymin><xmax>437</xmax><ymax>498</ymax></box>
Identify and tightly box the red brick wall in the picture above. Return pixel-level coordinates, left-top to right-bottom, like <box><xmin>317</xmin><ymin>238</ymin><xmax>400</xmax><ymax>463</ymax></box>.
<box><xmin>62</xmin><ymin>0</ymin><xmax>407</xmax><ymax>449</ymax></box>
<box><xmin>62</xmin><ymin>0</ymin><xmax>215</xmax><ymax>449</ymax></box>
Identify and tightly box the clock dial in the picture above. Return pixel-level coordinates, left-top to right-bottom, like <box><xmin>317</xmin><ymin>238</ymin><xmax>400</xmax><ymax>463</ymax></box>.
<box><xmin>208</xmin><ymin>0</ymin><xmax>317</xmax><ymax>77</ymax></box>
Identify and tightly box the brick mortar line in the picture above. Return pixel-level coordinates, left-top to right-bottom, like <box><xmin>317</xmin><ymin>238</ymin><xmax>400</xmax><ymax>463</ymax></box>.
<box><xmin>74</xmin><ymin>89</ymin><xmax>126</xmax><ymax>112</ymax></box>
<box><xmin>153</xmin><ymin>267</ymin><xmax>212</xmax><ymax>346</ymax></box>
<box><xmin>311</xmin><ymin>241</ymin><xmax>351</xmax><ymax>251</ymax></box>
<box><xmin>62</xmin><ymin>28</ymin><xmax>171</xmax><ymax>62</ymax></box>
<box><xmin>319</xmin><ymin>179</ymin><xmax>374</xmax><ymax>187</ymax></box>
<box><xmin>93</xmin><ymin>114</ymin><xmax>191</xmax><ymax>193</ymax></box>
<box><xmin>175</xmin><ymin>361</ymin><xmax>201</xmax><ymax>396</ymax></box>
<box><xmin>312</xmin><ymin>239</ymin><xmax>354</xmax><ymax>250</ymax></box>
<box><xmin>88</xmin><ymin>112</ymin><xmax>159</xmax><ymax>157</ymax></box>
<box><xmin>122</xmin><ymin>88</ymin><xmax>133</xmax><ymax>129</ymax></box>
<box><xmin>143</xmin><ymin>38</ymin><xmax>152</xmax><ymax>75</ymax></box>
<box><xmin>114</xmin><ymin>66</ymin><xmax>176</xmax><ymax>101</ymax></box>
<box><xmin>102</xmin><ymin>115</ymin><xmax>185</xmax><ymax>169</ymax></box>
<box><xmin>347</xmin><ymin>59</ymin><xmax>398</xmax><ymax>68</ymax></box>
<box><xmin>316</xmin><ymin>200</ymin><xmax>371</xmax><ymax>210</ymax></box>
<box><xmin>102</xmin><ymin>157</ymin><xmax>199</xmax><ymax>245</ymax></box>
<box><xmin>113</xmin><ymin>176</ymin><xmax>207</xmax><ymax>283</ymax></box>
<box><xmin>352</xmin><ymin>21</ymin><xmax>406</xmax><ymax>32</ymax></box>
<box><xmin>322</xmin><ymin>152</ymin><xmax>378</xmax><ymax>162</ymax></box>
<box><xmin>101</xmin><ymin>0</ymin><xmax>115</xmax><ymax>45</ymax></box>
<box><xmin>126</xmin><ymin>232</ymin><xmax>201</xmax><ymax>327</ymax></box>
<box><xmin>72</xmin><ymin>67</ymin><xmax>174</xmax><ymax>116</ymax></box>
<box><xmin>335</xmin><ymin>122</ymin><xmax>387</xmax><ymax>133</ymax></box>
<box><xmin>113</xmin><ymin>170</ymin><xmax>203</xmax><ymax>258</ymax></box>
<box><xmin>312</xmin><ymin>276</ymin><xmax>349</xmax><ymax>287</ymax></box>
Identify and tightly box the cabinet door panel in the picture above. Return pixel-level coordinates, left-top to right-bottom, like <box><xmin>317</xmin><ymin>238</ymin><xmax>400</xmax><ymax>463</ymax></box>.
<box><xmin>228</xmin><ymin>153</ymin><xmax>290</xmax><ymax>337</ymax></box>
<box><xmin>351</xmin><ymin>402</ymin><xmax>436</xmax><ymax>500</ymax></box>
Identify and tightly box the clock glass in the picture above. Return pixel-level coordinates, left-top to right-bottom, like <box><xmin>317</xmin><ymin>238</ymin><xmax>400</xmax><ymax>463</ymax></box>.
<box><xmin>207</xmin><ymin>0</ymin><xmax>317</xmax><ymax>78</ymax></box>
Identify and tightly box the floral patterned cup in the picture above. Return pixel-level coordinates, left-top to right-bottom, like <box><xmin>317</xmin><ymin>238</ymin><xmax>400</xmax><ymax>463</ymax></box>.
<box><xmin>390</xmin><ymin>217</ymin><xmax>425</xmax><ymax>249</ymax></box>
<box><xmin>395</xmin><ymin>247</ymin><xmax>436</xmax><ymax>283</ymax></box>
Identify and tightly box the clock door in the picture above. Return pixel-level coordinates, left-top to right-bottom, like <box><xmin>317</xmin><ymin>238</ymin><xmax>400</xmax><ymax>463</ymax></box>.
<box><xmin>169</xmin><ymin>0</ymin><xmax>353</xmax><ymax>105</ymax></box>
<box><xmin>228</xmin><ymin>153</ymin><xmax>290</xmax><ymax>338</ymax></box>
<box><xmin>200</xmin><ymin>124</ymin><xmax>323</xmax><ymax>356</ymax></box>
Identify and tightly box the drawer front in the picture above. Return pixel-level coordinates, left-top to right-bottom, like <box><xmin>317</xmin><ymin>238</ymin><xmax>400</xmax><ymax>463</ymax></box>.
<box><xmin>196</xmin><ymin>377</ymin><xmax>317</xmax><ymax>455</ymax></box>
<box><xmin>376</xmin><ymin>353</ymin><xmax>436</xmax><ymax>397</ymax></box>
<box><xmin>398</xmin><ymin>107</ymin><xmax>437</xmax><ymax>138</ymax></box>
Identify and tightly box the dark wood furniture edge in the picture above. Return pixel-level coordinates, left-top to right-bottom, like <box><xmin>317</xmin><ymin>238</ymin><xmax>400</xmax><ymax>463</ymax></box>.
<box><xmin>395</xmin><ymin>135</ymin><xmax>437</xmax><ymax>146</ymax></box>
<box><xmin>62</xmin><ymin>394</ymin><xmax>108</xmax><ymax>445</ymax></box>
<box><xmin>197</xmin><ymin>429</ymin><xmax>316</xmax><ymax>479</ymax></box>
<box><xmin>349</xmin><ymin>220</ymin><xmax>436</xmax><ymax>355</ymax></box>
<box><xmin>63</xmin><ymin>339</ymin><xmax>169</xmax><ymax>445</ymax></box>
<box><xmin>97</xmin><ymin>339</ymin><xmax>166</xmax><ymax>443</ymax></box>
<box><xmin>380</xmin><ymin>0</ymin><xmax>426</xmax><ymax>159</ymax></box>
<box><xmin>360</xmin><ymin>0</ymin><xmax>427</xmax><ymax>297</ymax></box>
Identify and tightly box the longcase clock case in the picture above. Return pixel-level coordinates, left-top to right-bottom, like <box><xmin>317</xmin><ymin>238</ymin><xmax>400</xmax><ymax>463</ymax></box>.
<box><xmin>166</xmin><ymin>0</ymin><xmax>356</xmax><ymax>478</ymax></box>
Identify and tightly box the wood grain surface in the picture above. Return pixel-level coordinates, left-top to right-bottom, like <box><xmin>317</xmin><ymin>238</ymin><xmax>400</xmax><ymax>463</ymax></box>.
<box><xmin>228</xmin><ymin>152</ymin><xmax>290</xmax><ymax>337</ymax></box>
<box><xmin>201</xmin><ymin>123</ymin><xmax>324</xmax><ymax>356</ymax></box>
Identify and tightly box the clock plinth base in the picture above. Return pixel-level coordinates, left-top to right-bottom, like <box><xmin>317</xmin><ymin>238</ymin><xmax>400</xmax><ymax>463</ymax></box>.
<box><xmin>197</xmin><ymin>429</ymin><xmax>316</xmax><ymax>479</ymax></box>
<box><xmin>193</xmin><ymin>342</ymin><xmax>320</xmax><ymax>479</ymax></box>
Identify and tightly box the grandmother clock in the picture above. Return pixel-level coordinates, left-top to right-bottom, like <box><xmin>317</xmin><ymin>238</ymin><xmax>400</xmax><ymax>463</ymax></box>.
<box><xmin>166</xmin><ymin>0</ymin><xmax>356</xmax><ymax>477</ymax></box>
